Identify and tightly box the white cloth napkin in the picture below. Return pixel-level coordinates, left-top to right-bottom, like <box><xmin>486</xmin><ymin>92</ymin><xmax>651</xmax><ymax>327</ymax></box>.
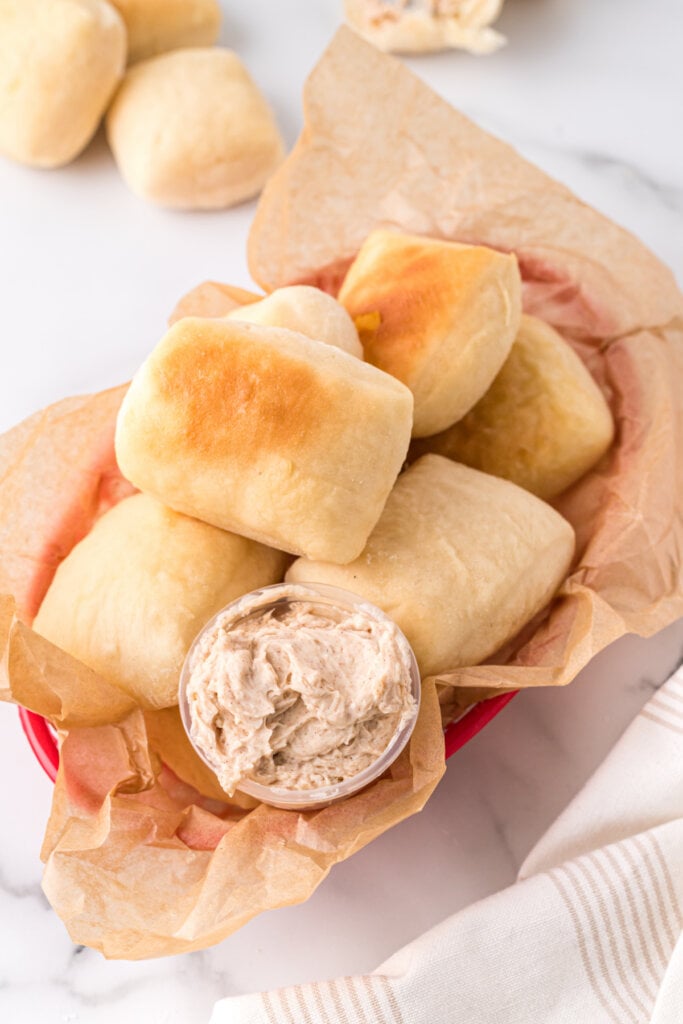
<box><xmin>211</xmin><ymin>668</ymin><xmax>683</xmax><ymax>1024</ymax></box>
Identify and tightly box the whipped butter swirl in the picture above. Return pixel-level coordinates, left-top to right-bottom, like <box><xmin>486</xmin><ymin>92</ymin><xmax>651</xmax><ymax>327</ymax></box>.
<box><xmin>185</xmin><ymin>586</ymin><xmax>416</xmax><ymax>794</ymax></box>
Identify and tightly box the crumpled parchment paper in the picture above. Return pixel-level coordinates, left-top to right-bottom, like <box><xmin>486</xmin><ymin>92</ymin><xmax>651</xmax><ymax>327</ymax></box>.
<box><xmin>1</xmin><ymin>27</ymin><xmax>681</xmax><ymax>958</ymax></box>
<box><xmin>248</xmin><ymin>27</ymin><xmax>683</xmax><ymax>718</ymax></box>
<box><xmin>0</xmin><ymin>386</ymin><xmax>444</xmax><ymax>958</ymax></box>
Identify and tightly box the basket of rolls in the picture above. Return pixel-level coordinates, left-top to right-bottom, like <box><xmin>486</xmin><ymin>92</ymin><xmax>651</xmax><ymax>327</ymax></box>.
<box><xmin>2</xmin><ymin>27</ymin><xmax>683</xmax><ymax>959</ymax></box>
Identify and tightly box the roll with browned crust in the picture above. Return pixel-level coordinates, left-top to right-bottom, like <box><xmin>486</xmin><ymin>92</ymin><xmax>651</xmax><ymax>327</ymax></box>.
<box><xmin>338</xmin><ymin>230</ymin><xmax>522</xmax><ymax>437</ymax></box>
<box><xmin>115</xmin><ymin>317</ymin><xmax>414</xmax><ymax>563</ymax></box>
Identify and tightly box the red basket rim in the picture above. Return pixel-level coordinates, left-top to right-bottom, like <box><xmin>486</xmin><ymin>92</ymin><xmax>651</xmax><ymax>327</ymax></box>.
<box><xmin>18</xmin><ymin>691</ymin><xmax>517</xmax><ymax>784</ymax></box>
<box><xmin>19</xmin><ymin>707</ymin><xmax>60</xmax><ymax>780</ymax></box>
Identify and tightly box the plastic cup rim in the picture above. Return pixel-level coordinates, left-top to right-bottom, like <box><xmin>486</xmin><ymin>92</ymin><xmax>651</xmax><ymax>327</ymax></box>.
<box><xmin>178</xmin><ymin>581</ymin><xmax>421</xmax><ymax>810</ymax></box>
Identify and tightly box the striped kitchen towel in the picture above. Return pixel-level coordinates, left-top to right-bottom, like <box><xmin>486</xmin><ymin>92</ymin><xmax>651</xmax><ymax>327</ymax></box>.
<box><xmin>211</xmin><ymin>668</ymin><xmax>683</xmax><ymax>1024</ymax></box>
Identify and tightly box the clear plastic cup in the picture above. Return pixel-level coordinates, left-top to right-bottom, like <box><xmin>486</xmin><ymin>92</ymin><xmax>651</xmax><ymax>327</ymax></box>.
<box><xmin>178</xmin><ymin>582</ymin><xmax>421</xmax><ymax>811</ymax></box>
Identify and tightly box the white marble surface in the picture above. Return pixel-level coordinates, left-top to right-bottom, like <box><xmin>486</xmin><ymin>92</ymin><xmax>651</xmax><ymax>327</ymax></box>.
<box><xmin>1</xmin><ymin>1</ymin><xmax>682</xmax><ymax>1020</ymax></box>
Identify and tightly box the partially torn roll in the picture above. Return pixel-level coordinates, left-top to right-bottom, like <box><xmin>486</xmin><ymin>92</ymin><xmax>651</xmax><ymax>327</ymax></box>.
<box><xmin>413</xmin><ymin>315</ymin><xmax>615</xmax><ymax>498</ymax></box>
<box><xmin>227</xmin><ymin>285</ymin><xmax>363</xmax><ymax>357</ymax></box>
<box><xmin>344</xmin><ymin>0</ymin><xmax>505</xmax><ymax>55</ymax></box>
<box><xmin>338</xmin><ymin>230</ymin><xmax>521</xmax><ymax>436</ymax></box>
<box><xmin>33</xmin><ymin>494</ymin><xmax>288</xmax><ymax>710</ymax></box>
<box><xmin>115</xmin><ymin>317</ymin><xmax>413</xmax><ymax>563</ymax></box>
<box><xmin>286</xmin><ymin>455</ymin><xmax>575</xmax><ymax>676</ymax></box>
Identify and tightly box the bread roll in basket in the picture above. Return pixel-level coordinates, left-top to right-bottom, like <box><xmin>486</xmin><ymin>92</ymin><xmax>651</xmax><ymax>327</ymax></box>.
<box><xmin>1</xmin><ymin>28</ymin><xmax>681</xmax><ymax>960</ymax></box>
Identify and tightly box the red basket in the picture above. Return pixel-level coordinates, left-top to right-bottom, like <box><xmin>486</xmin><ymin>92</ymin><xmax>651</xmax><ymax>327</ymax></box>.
<box><xmin>19</xmin><ymin>690</ymin><xmax>516</xmax><ymax>783</ymax></box>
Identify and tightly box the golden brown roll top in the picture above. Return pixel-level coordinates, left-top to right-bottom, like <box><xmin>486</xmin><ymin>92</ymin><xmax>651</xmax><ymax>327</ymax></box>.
<box><xmin>338</xmin><ymin>230</ymin><xmax>522</xmax><ymax>437</ymax></box>
<box><xmin>33</xmin><ymin>494</ymin><xmax>289</xmax><ymax>710</ymax></box>
<box><xmin>115</xmin><ymin>316</ymin><xmax>414</xmax><ymax>563</ymax></box>
<box><xmin>414</xmin><ymin>314</ymin><xmax>615</xmax><ymax>499</ymax></box>
<box><xmin>287</xmin><ymin>455</ymin><xmax>575</xmax><ymax>676</ymax></box>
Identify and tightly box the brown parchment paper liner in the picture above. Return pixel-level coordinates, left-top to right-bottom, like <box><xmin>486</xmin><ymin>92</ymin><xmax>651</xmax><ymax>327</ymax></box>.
<box><xmin>167</xmin><ymin>281</ymin><xmax>263</xmax><ymax>325</ymax></box>
<box><xmin>0</xmin><ymin>389</ymin><xmax>444</xmax><ymax>958</ymax></box>
<box><xmin>249</xmin><ymin>27</ymin><xmax>683</xmax><ymax>718</ymax></box>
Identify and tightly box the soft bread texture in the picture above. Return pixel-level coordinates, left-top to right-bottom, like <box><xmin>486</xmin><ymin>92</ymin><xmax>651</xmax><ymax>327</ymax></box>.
<box><xmin>227</xmin><ymin>286</ymin><xmax>363</xmax><ymax>358</ymax></box>
<box><xmin>33</xmin><ymin>494</ymin><xmax>288</xmax><ymax>710</ymax></box>
<box><xmin>344</xmin><ymin>0</ymin><xmax>505</xmax><ymax>55</ymax></box>
<box><xmin>108</xmin><ymin>0</ymin><xmax>221</xmax><ymax>63</ymax></box>
<box><xmin>414</xmin><ymin>315</ymin><xmax>615</xmax><ymax>499</ymax></box>
<box><xmin>169</xmin><ymin>281</ymin><xmax>262</xmax><ymax>325</ymax></box>
<box><xmin>338</xmin><ymin>230</ymin><xmax>522</xmax><ymax>437</ymax></box>
<box><xmin>0</xmin><ymin>0</ymin><xmax>126</xmax><ymax>168</ymax></box>
<box><xmin>115</xmin><ymin>317</ymin><xmax>414</xmax><ymax>563</ymax></box>
<box><xmin>287</xmin><ymin>455</ymin><xmax>575</xmax><ymax>676</ymax></box>
<box><xmin>106</xmin><ymin>48</ymin><xmax>285</xmax><ymax>209</ymax></box>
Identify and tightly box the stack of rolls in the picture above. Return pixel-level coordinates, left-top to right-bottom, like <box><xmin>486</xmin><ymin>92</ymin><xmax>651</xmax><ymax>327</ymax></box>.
<box><xmin>0</xmin><ymin>0</ymin><xmax>284</xmax><ymax>210</ymax></box>
<box><xmin>35</xmin><ymin>230</ymin><xmax>615</xmax><ymax>719</ymax></box>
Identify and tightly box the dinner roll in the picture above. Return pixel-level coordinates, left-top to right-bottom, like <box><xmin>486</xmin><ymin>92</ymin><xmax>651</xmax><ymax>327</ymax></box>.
<box><xmin>115</xmin><ymin>317</ymin><xmax>413</xmax><ymax>563</ymax></box>
<box><xmin>106</xmin><ymin>48</ymin><xmax>285</xmax><ymax>209</ymax></box>
<box><xmin>344</xmin><ymin>0</ymin><xmax>505</xmax><ymax>55</ymax></box>
<box><xmin>414</xmin><ymin>315</ymin><xmax>615</xmax><ymax>499</ymax></box>
<box><xmin>108</xmin><ymin>0</ymin><xmax>221</xmax><ymax>64</ymax></box>
<box><xmin>227</xmin><ymin>286</ymin><xmax>363</xmax><ymax>357</ymax></box>
<box><xmin>0</xmin><ymin>0</ymin><xmax>126</xmax><ymax>168</ymax></box>
<box><xmin>338</xmin><ymin>230</ymin><xmax>522</xmax><ymax>437</ymax></box>
<box><xmin>287</xmin><ymin>455</ymin><xmax>575</xmax><ymax>676</ymax></box>
<box><xmin>33</xmin><ymin>494</ymin><xmax>288</xmax><ymax>710</ymax></box>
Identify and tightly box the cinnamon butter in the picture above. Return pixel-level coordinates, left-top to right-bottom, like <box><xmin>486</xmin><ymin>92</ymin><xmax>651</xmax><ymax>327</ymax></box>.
<box><xmin>182</xmin><ymin>584</ymin><xmax>418</xmax><ymax>797</ymax></box>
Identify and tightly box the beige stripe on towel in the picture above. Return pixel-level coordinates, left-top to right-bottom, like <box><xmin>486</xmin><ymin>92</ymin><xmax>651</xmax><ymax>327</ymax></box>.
<box><xmin>212</xmin><ymin>668</ymin><xmax>683</xmax><ymax>1024</ymax></box>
